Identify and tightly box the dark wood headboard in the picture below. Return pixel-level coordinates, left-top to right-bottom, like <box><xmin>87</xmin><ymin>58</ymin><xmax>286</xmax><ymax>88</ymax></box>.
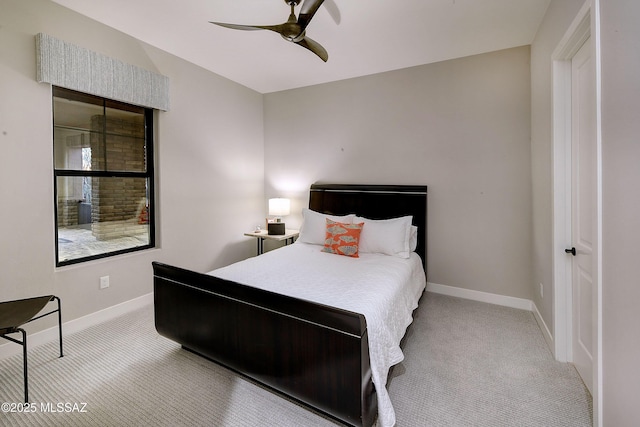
<box><xmin>309</xmin><ymin>183</ymin><xmax>428</xmax><ymax>275</ymax></box>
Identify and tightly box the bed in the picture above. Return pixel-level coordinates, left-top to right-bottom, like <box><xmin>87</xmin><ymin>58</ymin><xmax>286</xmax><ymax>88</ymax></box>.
<box><xmin>153</xmin><ymin>183</ymin><xmax>428</xmax><ymax>426</ymax></box>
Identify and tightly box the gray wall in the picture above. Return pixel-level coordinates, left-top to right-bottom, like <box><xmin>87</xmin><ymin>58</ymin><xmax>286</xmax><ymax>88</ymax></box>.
<box><xmin>0</xmin><ymin>0</ymin><xmax>264</xmax><ymax>326</ymax></box>
<box><xmin>264</xmin><ymin>46</ymin><xmax>533</xmax><ymax>300</ymax></box>
<box><xmin>600</xmin><ymin>1</ymin><xmax>640</xmax><ymax>424</ymax></box>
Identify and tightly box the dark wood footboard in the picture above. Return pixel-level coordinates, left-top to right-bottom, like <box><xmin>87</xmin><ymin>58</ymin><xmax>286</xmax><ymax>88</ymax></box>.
<box><xmin>153</xmin><ymin>261</ymin><xmax>377</xmax><ymax>427</ymax></box>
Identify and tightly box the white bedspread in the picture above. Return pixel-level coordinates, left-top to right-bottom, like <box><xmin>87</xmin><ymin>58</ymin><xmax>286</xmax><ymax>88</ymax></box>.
<box><xmin>208</xmin><ymin>242</ymin><xmax>426</xmax><ymax>427</ymax></box>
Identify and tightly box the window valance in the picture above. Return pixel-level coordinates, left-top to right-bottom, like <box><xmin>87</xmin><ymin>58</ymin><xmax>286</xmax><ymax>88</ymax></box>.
<box><xmin>36</xmin><ymin>33</ymin><xmax>169</xmax><ymax>111</ymax></box>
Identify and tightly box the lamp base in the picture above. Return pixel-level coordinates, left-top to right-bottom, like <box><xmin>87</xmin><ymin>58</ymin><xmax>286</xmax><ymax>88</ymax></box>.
<box><xmin>267</xmin><ymin>222</ymin><xmax>285</xmax><ymax>235</ymax></box>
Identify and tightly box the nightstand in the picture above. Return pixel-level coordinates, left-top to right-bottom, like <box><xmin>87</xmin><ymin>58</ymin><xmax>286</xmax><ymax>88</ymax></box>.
<box><xmin>244</xmin><ymin>229</ymin><xmax>299</xmax><ymax>255</ymax></box>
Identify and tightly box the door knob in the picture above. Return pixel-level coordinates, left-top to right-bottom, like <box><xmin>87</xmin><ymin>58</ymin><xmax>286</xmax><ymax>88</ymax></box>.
<box><xmin>565</xmin><ymin>247</ymin><xmax>576</xmax><ymax>256</ymax></box>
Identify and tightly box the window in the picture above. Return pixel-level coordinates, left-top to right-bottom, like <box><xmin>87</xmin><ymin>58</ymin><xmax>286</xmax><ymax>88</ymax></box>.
<box><xmin>53</xmin><ymin>87</ymin><xmax>155</xmax><ymax>266</ymax></box>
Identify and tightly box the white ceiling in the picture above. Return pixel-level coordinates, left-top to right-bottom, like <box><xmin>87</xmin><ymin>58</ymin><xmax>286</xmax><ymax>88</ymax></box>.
<box><xmin>51</xmin><ymin>0</ymin><xmax>550</xmax><ymax>94</ymax></box>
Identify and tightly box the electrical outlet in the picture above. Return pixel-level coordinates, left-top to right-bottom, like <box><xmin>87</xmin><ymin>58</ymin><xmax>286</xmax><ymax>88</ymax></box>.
<box><xmin>100</xmin><ymin>275</ymin><xmax>110</xmax><ymax>289</ymax></box>
<box><xmin>539</xmin><ymin>283</ymin><xmax>543</xmax><ymax>298</ymax></box>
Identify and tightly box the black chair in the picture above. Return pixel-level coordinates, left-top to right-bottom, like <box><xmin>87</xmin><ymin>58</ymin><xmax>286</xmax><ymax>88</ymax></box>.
<box><xmin>0</xmin><ymin>295</ymin><xmax>63</xmax><ymax>402</ymax></box>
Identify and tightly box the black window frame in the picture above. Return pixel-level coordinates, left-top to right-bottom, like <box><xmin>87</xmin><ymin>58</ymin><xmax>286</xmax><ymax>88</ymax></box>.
<box><xmin>53</xmin><ymin>86</ymin><xmax>155</xmax><ymax>267</ymax></box>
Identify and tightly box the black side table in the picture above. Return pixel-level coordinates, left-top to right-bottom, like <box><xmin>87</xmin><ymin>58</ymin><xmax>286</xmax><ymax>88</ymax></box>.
<box><xmin>244</xmin><ymin>229</ymin><xmax>299</xmax><ymax>255</ymax></box>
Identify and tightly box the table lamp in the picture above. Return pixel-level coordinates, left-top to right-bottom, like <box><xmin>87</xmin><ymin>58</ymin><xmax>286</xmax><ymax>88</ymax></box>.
<box><xmin>268</xmin><ymin>198</ymin><xmax>290</xmax><ymax>235</ymax></box>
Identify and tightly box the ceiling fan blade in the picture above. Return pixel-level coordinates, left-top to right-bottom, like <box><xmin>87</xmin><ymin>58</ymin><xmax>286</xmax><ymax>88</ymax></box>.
<box><xmin>295</xmin><ymin>36</ymin><xmax>328</xmax><ymax>62</ymax></box>
<box><xmin>210</xmin><ymin>22</ymin><xmax>284</xmax><ymax>34</ymax></box>
<box><xmin>324</xmin><ymin>0</ymin><xmax>341</xmax><ymax>25</ymax></box>
<box><xmin>298</xmin><ymin>0</ymin><xmax>325</xmax><ymax>31</ymax></box>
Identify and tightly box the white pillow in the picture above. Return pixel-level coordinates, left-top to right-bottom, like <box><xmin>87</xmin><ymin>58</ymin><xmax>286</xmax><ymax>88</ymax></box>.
<box><xmin>410</xmin><ymin>225</ymin><xmax>418</xmax><ymax>252</ymax></box>
<box><xmin>298</xmin><ymin>208</ymin><xmax>354</xmax><ymax>245</ymax></box>
<box><xmin>354</xmin><ymin>215</ymin><xmax>413</xmax><ymax>258</ymax></box>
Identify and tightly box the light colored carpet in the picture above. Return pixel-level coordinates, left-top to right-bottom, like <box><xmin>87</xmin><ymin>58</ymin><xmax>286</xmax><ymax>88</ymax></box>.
<box><xmin>387</xmin><ymin>294</ymin><xmax>592</xmax><ymax>426</ymax></box>
<box><xmin>0</xmin><ymin>292</ymin><xmax>592</xmax><ymax>426</ymax></box>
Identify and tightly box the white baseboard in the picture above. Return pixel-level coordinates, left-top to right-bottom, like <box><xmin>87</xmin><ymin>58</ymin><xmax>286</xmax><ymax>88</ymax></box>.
<box><xmin>2</xmin><ymin>286</ymin><xmax>548</xmax><ymax>359</ymax></box>
<box><xmin>531</xmin><ymin>301</ymin><xmax>554</xmax><ymax>352</ymax></box>
<box><xmin>0</xmin><ymin>292</ymin><xmax>153</xmax><ymax>360</ymax></box>
<box><xmin>427</xmin><ymin>282</ymin><xmax>534</xmax><ymax>311</ymax></box>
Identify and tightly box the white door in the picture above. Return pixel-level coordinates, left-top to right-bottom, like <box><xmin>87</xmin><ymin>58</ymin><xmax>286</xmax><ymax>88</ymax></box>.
<box><xmin>570</xmin><ymin>37</ymin><xmax>596</xmax><ymax>394</ymax></box>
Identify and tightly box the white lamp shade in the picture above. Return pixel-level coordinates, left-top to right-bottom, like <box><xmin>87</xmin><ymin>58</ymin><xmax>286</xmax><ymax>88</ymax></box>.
<box><xmin>268</xmin><ymin>198</ymin><xmax>290</xmax><ymax>217</ymax></box>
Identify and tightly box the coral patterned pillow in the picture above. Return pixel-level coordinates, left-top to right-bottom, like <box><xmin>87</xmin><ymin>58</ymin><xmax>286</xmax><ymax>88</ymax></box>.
<box><xmin>322</xmin><ymin>219</ymin><xmax>364</xmax><ymax>258</ymax></box>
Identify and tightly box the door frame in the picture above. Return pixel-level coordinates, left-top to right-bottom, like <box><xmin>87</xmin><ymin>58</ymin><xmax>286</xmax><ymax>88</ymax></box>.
<box><xmin>551</xmin><ymin>1</ymin><xmax>602</xmax><ymax>425</ymax></box>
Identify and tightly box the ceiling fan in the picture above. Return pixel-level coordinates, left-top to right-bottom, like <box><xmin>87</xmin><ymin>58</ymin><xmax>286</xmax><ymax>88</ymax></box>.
<box><xmin>210</xmin><ymin>0</ymin><xmax>332</xmax><ymax>62</ymax></box>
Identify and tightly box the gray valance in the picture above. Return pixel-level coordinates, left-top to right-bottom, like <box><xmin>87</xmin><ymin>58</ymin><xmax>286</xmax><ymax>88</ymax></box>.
<box><xmin>36</xmin><ymin>33</ymin><xmax>170</xmax><ymax>111</ymax></box>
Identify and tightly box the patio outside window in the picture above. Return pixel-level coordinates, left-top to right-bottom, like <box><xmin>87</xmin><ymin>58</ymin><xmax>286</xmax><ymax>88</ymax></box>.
<box><xmin>53</xmin><ymin>87</ymin><xmax>155</xmax><ymax>266</ymax></box>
